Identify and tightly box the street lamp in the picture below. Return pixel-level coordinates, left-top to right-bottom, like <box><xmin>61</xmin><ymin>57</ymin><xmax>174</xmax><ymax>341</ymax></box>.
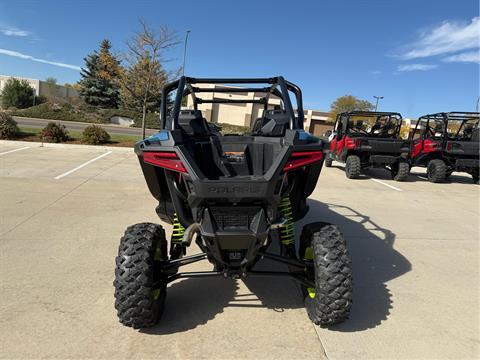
<box><xmin>182</xmin><ymin>30</ymin><xmax>191</xmax><ymax>76</ymax></box>
<box><xmin>373</xmin><ymin>96</ymin><xmax>384</xmax><ymax>111</ymax></box>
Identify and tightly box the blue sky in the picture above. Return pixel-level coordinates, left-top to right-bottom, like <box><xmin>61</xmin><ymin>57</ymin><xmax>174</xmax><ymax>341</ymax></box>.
<box><xmin>0</xmin><ymin>0</ymin><xmax>478</xmax><ymax>117</ymax></box>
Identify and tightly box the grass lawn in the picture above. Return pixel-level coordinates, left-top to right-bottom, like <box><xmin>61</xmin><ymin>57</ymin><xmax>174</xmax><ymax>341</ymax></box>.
<box><xmin>16</xmin><ymin>126</ymin><xmax>140</xmax><ymax>147</ymax></box>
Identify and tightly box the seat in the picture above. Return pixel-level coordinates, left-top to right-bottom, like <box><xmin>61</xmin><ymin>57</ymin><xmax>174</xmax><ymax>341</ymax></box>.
<box><xmin>252</xmin><ymin>109</ymin><xmax>290</xmax><ymax>136</ymax></box>
<box><xmin>178</xmin><ymin>110</ymin><xmax>210</xmax><ymax>137</ymax></box>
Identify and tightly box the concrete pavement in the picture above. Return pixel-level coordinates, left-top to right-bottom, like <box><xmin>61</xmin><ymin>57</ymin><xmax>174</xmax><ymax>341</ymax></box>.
<box><xmin>0</xmin><ymin>141</ymin><xmax>478</xmax><ymax>359</ymax></box>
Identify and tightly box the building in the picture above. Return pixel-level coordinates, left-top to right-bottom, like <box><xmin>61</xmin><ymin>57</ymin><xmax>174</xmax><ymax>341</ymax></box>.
<box><xmin>0</xmin><ymin>75</ymin><xmax>78</xmax><ymax>103</ymax></box>
<box><xmin>186</xmin><ymin>84</ymin><xmax>332</xmax><ymax>135</ymax></box>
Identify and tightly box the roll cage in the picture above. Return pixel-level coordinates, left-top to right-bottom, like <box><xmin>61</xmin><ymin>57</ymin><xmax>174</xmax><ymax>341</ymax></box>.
<box><xmin>334</xmin><ymin>111</ymin><xmax>403</xmax><ymax>138</ymax></box>
<box><xmin>412</xmin><ymin>112</ymin><xmax>480</xmax><ymax>142</ymax></box>
<box><xmin>160</xmin><ymin>76</ymin><xmax>305</xmax><ymax>131</ymax></box>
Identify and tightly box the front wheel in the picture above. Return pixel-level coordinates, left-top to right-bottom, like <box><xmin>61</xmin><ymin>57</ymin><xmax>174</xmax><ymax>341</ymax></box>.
<box><xmin>391</xmin><ymin>161</ymin><xmax>409</xmax><ymax>181</ymax></box>
<box><xmin>345</xmin><ymin>155</ymin><xmax>361</xmax><ymax>179</ymax></box>
<box><xmin>114</xmin><ymin>223</ymin><xmax>168</xmax><ymax>329</ymax></box>
<box><xmin>299</xmin><ymin>222</ymin><xmax>353</xmax><ymax>327</ymax></box>
<box><xmin>427</xmin><ymin>159</ymin><xmax>446</xmax><ymax>183</ymax></box>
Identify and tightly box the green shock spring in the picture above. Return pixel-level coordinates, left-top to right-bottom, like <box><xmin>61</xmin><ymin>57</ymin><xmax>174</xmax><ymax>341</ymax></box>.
<box><xmin>278</xmin><ymin>196</ymin><xmax>295</xmax><ymax>245</ymax></box>
<box><xmin>171</xmin><ymin>213</ymin><xmax>186</xmax><ymax>244</ymax></box>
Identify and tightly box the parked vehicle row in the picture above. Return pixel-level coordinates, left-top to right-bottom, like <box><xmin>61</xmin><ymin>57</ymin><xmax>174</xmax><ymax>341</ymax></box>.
<box><xmin>324</xmin><ymin>111</ymin><xmax>479</xmax><ymax>184</ymax></box>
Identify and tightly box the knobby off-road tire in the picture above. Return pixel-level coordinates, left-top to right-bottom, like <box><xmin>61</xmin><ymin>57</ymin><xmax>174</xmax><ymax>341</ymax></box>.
<box><xmin>391</xmin><ymin>161</ymin><xmax>409</xmax><ymax>181</ymax></box>
<box><xmin>114</xmin><ymin>223</ymin><xmax>168</xmax><ymax>329</ymax></box>
<box><xmin>324</xmin><ymin>154</ymin><xmax>333</xmax><ymax>168</ymax></box>
<box><xmin>300</xmin><ymin>222</ymin><xmax>352</xmax><ymax>327</ymax></box>
<box><xmin>427</xmin><ymin>159</ymin><xmax>446</xmax><ymax>183</ymax></box>
<box><xmin>345</xmin><ymin>155</ymin><xmax>361</xmax><ymax>179</ymax></box>
<box><xmin>471</xmin><ymin>169</ymin><xmax>479</xmax><ymax>184</ymax></box>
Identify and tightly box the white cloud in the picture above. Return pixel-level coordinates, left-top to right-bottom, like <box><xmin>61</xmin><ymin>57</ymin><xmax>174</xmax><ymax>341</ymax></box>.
<box><xmin>400</xmin><ymin>17</ymin><xmax>480</xmax><ymax>60</ymax></box>
<box><xmin>371</xmin><ymin>70</ymin><xmax>382</xmax><ymax>75</ymax></box>
<box><xmin>397</xmin><ymin>63</ymin><xmax>438</xmax><ymax>72</ymax></box>
<box><xmin>0</xmin><ymin>48</ymin><xmax>81</xmax><ymax>71</ymax></box>
<box><xmin>0</xmin><ymin>26</ymin><xmax>31</xmax><ymax>37</ymax></box>
<box><xmin>443</xmin><ymin>50</ymin><xmax>480</xmax><ymax>63</ymax></box>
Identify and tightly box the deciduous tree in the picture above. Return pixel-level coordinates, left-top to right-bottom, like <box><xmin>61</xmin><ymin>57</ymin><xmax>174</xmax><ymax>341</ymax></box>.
<box><xmin>119</xmin><ymin>20</ymin><xmax>179</xmax><ymax>138</ymax></box>
<box><xmin>329</xmin><ymin>95</ymin><xmax>374</xmax><ymax>121</ymax></box>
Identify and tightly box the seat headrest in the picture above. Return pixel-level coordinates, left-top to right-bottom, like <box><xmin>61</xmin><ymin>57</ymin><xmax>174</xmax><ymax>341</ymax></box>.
<box><xmin>252</xmin><ymin>109</ymin><xmax>290</xmax><ymax>137</ymax></box>
<box><xmin>178</xmin><ymin>110</ymin><xmax>209</xmax><ymax>137</ymax></box>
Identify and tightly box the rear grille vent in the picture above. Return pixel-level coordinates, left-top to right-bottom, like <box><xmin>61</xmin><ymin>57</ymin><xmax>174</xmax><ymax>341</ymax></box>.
<box><xmin>210</xmin><ymin>206</ymin><xmax>260</xmax><ymax>230</ymax></box>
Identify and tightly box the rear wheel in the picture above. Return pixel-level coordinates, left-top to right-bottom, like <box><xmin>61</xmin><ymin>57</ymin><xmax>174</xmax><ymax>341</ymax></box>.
<box><xmin>114</xmin><ymin>223</ymin><xmax>168</xmax><ymax>329</ymax></box>
<box><xmin>345</xmin><ymin>155</ymin><xmax>361</xmax><ymax>179</ymax></box>
<box><xmin>324</xmin><ymin>154</ymin><xmax>333</xmax><ymax>167</ymax></box>
<box><xmin>391</xmin><ymin>161</ymin><xmax>409</xmax><ymax>181</ymax></box>
<box><xmin>427</xmin><ymin>159</ymin><xmax>446</xmax><ymax>183</ymax></box>
<box><xmin>299</xmin><ymin>222</ymin><xmax>352</xmax><ymax>327</ymax></box>
<box><xmin>471</xmin><ymin>169</ymin><xmax>479</xmax><ymax>184</ymax></box>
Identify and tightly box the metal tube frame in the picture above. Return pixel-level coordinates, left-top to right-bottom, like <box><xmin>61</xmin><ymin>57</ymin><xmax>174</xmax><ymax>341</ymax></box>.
<box><xmin>160</xmin><ymin>76</ymin><xmax>305</xmax><ymax>131</ymax></box>
<box><xmin>160</xmin><ymin>251</ymin><xmax>314</xmax><ymax>287</ymax></box>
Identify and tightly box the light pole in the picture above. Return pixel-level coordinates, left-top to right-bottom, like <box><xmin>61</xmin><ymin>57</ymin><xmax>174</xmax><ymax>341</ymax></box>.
<box><xmin>182</xmin><ymin>30</ymin><xmax>191</xmax><ymax>76</ymax></box>
<box><xmin>373</xmin><ymin>95</ymin><xmax>384</xmax><ymax>111</ymax></box>
<box><xmin>476</xmin><ymin>96</ymin><xmax>479</xmax><ymax>112</ymax></box>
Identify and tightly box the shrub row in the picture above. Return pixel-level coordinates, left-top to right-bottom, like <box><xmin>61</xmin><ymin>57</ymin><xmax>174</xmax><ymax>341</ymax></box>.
<box><xmin>0</xmin><ymin>110</ymin><xmax>112</xmax><ymax>144</ymax></box>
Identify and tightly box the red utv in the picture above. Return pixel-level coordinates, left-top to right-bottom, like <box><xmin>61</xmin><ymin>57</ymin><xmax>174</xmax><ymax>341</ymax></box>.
<box><xmin>325</xmin><ymin>111</ymin><xmax>411</xmax><ymax>181</ymax></box>
<box><xmin>410</xmin><ymin>112</ymin><xmax>479</xmax><ymax>183</ymax></box>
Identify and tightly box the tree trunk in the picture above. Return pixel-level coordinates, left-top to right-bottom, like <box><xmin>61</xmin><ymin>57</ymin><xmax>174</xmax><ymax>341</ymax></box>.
<box><xmin>142</xmin><ymin>104</ymin><xmax>147</xmax><ymax>139</ymax></box>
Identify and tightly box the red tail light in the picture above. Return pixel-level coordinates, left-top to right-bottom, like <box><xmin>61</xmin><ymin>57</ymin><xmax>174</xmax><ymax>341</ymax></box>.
<box><xmin>283</xmin><ymin>151</ymin><xmax>323</xmax><ymax>172</ymax></box>
<box><xmin>143</xmin><ymin>152</ymin><xmax>188</xmax><ymax>173</ymax></box>
<box><xmin>424</xmin><ymin>141</ymin><xmax>439</xmax><ymax>152</ymax></box>
<box><xmin>345</xmin><ymin>138</ymin><xmax>360</xmax><ymax>149</ymax></box>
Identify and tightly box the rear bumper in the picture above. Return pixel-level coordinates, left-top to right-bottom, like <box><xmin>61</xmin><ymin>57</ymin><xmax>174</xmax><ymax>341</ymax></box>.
<box><xmin>369</xmin><ymin>155</ymin><xmax>402</xmax><ymax>165</ymax></box>
<box><xmin>455</xmin><ymin>158</ymin><xmax>479</xmax><ymax>169</ymax></box>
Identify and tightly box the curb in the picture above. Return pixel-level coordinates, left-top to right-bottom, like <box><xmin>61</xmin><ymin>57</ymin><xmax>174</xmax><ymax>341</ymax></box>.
<box><xmin>0</xmin><ymin>140</ymin><xmax>134</xmax><ymax>153</ymax></box>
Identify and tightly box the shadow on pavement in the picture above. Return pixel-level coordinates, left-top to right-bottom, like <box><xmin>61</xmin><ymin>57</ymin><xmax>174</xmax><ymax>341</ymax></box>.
<box><xmin>144</xmin><ymin>200</ymin><xmax>411</xmax><ymax>334</ymax></box>
<box><xmin>142</xmin><ymin>277</ymin><xmax>238</xmax><ymax>335</ymax></box>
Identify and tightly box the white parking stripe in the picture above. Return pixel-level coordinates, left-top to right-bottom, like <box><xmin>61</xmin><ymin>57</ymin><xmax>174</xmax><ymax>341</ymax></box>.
<box><xmin>370</xmin><ymin>178</ymin><xmax>403</xmax><ymax>192</ymax></box>
<box><xmin>54</xmin><ymin>151</ymin><xmax>112</xmax><ymax>180</ymax></box>
<box><xmin>0</xmin><ymin>146</ymin><xmax>30</xmax><ymax>156</ymax></box>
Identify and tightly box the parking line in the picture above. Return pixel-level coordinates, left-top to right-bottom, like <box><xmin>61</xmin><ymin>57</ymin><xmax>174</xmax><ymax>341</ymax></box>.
<box><xmin>54</xmin><ymin>151</ymin><xmax>112</xmax><ymax>180</ymax></box>
<box><xmin>370</xmin><ymin>178</ymin><xmax>403</xmax><ymax>192</ymax></box>
<box><xmin>0</xmin><ymin>146</ymin><xmax>30</xmax><ymax>156</ymax></box>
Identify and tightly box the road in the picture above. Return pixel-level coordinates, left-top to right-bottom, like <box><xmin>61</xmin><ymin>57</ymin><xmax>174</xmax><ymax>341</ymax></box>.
<box><xmin>0</xmin><ymin>140</ymin><xmax>478</xmax><ymax>359</ymax></box>
<box><xmin>13</xmin><ymin>116</ymin><xmax>159</xmax><ymax>137</ymax></box>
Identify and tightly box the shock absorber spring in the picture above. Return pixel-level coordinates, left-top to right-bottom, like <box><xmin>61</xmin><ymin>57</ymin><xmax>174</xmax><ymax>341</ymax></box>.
<box><xmin>171</xmin><ymin>213</ymin><xmax>186</xmax><ymax>244</ymax></box>
<box><xmin>278</xmin><ymin>196</ymin><xmax>295</xmax><ymax>245</ymax></box>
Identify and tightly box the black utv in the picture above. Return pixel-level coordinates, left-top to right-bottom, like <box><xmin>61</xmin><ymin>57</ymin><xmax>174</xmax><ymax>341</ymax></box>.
<box><xmin>410</xmin><ymin>112</ymin><xmax>479</xmax><ymax>183</ymax></box>
<box><xmin>325</xmin><ymin>111</ymin><xmax>411</xmax><ymax>181</ymax></box>
<box><xmin>113</xmin><ymin>76</ymin><xmax>352</xmax><ymax>329</ymax></box>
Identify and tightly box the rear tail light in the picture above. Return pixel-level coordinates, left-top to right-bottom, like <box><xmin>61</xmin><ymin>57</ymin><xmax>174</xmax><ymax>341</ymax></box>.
<box><xmin>143</xmin><ymin>151</ymin><xmax>188</xmax><ymax>173</ymax></box>
<box><xmin>283</xmin><ymin>151</ymin><xmax>323</xmax><ymax>172</ymax></box>
<box><xmin>345</xmin><ymin>138</ymin><xmax>360</xmax><ymax>149</ymax></box>
<box><xmin>424</xmin><ymin>141</ymin><xmax>439</xmax><ymax>152</ymax></box>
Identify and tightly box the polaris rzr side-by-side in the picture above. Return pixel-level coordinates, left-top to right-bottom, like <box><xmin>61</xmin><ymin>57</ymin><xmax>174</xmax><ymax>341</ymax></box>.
<box><xmin>113</xmin><ymin>76</ymin><xmax>352</xmax><ymax>329</ymax></box>
<box><xmin>325</xmin><ymin>111</ymin><xmax>411</xmax><ymax>180</ymax></box>
<box><xmin>409</xmin><ymin>112</ymin><xmax>479</xmax><ymax>183</ymax></box>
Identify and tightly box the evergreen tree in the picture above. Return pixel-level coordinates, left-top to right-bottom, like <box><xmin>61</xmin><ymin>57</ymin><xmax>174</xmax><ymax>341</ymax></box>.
<box><xmin>0</xmin><ymin>78</ymin><xmax>35</xmax><ymax>109</ymax></box>
<box><xmin>78</xmin><ymin>39</ymin><xmax>121</xmax><ymax>108</ymax></box>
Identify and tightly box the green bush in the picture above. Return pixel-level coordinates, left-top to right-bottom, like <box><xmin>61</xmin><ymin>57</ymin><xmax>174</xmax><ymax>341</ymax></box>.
<box><xmin>0</xmin><ymin>111</ymin><xmax>19</xmax><ymax>139</ymax></box>
<box><xmin>82</xmin><ymin>125</ymin><xmax>110</xmax><ymax>144</ymax></box>
<box><xmin>0</xmin><ymin>78</ymin><xmax>35</xmax><ymax>109</ymax></box>
<box><xmin>40</xmin><ymin>122</ymin><xmax>69</xmax><ymax>143</ymax></box>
